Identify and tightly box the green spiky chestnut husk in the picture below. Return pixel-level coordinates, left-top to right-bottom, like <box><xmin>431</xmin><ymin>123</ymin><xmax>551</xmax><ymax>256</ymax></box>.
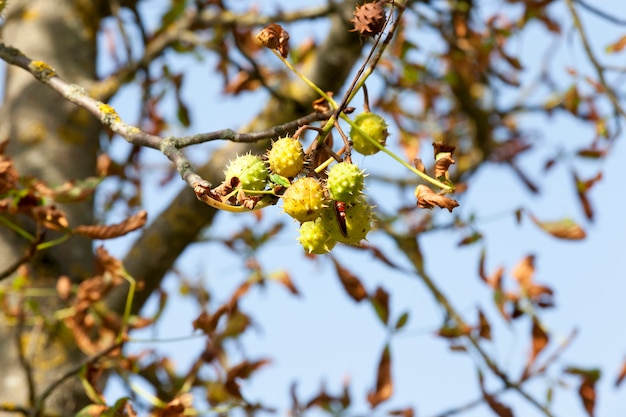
<box><xmin>282</xmin><ymin>177</ymin><xmax>327</xmax><ymax>222</ymax></box>
<box><xmin>326</xmin><ymin>162</ymin><xmax>365</xmax><ymax>203</ymax></box>
<box><xmin>349</xmin><ymin>112</ymin><xmax>388</xmax><ymax>155</ymax></box>
<box><xmin>267</xmin><ymin>137</ymin><xmax>305</xmax><ymax>178</ymax></box>
<box><xmin>320</xmin><ymin>196</ymin><xmax>373</xmax><ymax>245</ymax></box>
<box><xmin>224</xmin><ymin>154</ymin><xmax>268</xmax><ymax>191</ymax></box>
<box><xmin>298</xmin><ymin>218</ymin><xmax>337</xmax><ymax>254</ymax></box>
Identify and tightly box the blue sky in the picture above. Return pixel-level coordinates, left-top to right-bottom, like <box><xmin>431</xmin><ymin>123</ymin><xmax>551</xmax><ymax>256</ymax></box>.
<box><xmin>97</xmin><ymin>1</ymin><xmax>626</xmax><ymax>416</ymax></box>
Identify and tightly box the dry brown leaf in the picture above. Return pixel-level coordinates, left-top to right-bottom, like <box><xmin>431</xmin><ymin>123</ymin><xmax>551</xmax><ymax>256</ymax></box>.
<box><xmin>415</xmin><ymin>185</ymin><xmax>459</xmax><ymax>212</ymax></box>
<box><xmin>512</xmin><ymin>255</ymin><xmax>535</xmax><ymax>290</ymax></box>
<box><xmin>579</xmin><ymin>378</ymin><xmax>596</xmax><ymax>417</ymax></box>
<box><xmin>224</xmin><ymin>70</ymin><xmax>261</xmax><ymax>95</ymax></box>
<box><xmin>257</xmin><ymin>23</ymin><xmax>290</xmax><ymax>57</ymax></box>
<box><xmin>153</xmin><ymin>394</ymin><xmax>193</xmax><ymax>417</ymax></box>
<box><xmin>412</xmin><ymin>158</ymin><xmax>425</xmax><ymax>173</ymax></box>
<box><xmin>615</xmin><ymin>359</ymin><xmax>626</xmax><ymax>387</ymax></box>
<box><xmin>34</xmin><ymin>176</ymin><xmax>102</xmax><ymax>203</ymax></box>
<box><xmin>574</xmin><ymin>171</ymin><xmax>602</xmax><ymax>221</ymax></box>
<box><xmin>529</xmin><ymin>317</ymin><xmax>549</xmax><ymax>365</ymax></box>
<box><xmin>478</xmin><ymin>372</ymin><xmax>514</xmax><ymax>417</ymax></box>
<box><xmin>389</xmin><ymin>408</ymin><xmax>414</xmax><ymax>417</ymax></box>
<box><xmin>95</xmin><ymin>245</ymin><xmax>124</xmax><ymax>278</ymax></box>
<box><xmin>367</xmin><ymin>345</ymin><xmax>392</xmax><ymax>408</ymax></box>
<box><xmin>75</xmin><ymin>210</ymin><xmax>147</xmax><ymax>240</ymax></box>
<box><xmin>0</xmin><ymin>155</ymin><xmax>18</xmax><ymax>194</ymax></box>
<box><xmin>437</xmin><ymin>323</ymin><xmax>472</xmax><ymax>338</ymax></box>
<box><xmin>32</xmin><ymin>205</ymin><xmax>69</xmax><ymax>230</ymax></box>
<box><xmin>272</xmin><ymin>270</ymin><xmax>300</xmax><ymax>296</ymax></box>
<box><xmin>192</xmin><ymin>310</ymin><xmax>212</xmax><ymax>333</ymax></box>
<box><xmin>607</xmin><ymin>35</ymin><xmax>626</xmax><ymax>53</ymax></box>
<box><xmin>530</xmin><ymin>214</ymin><xmax>586</xmax><ymax>240</ymax></box>
<box><xmin>432</xmin><ymin>142</ymin><xmax>456</xmax><ymax>159</ymax></box>
<box><xmin>226</xmin><ymin>359</ymin><xmax>271</xmax><ymax>383</ymax></box>
<box><xmin>370</xmin><ymin>286</ymin><xmax>390</xmax><ymax>325</ymax></box>
<box><xmin>477</xmin><ymin>309</ymin><xmax>491</xmax><ymax>340</ymax></box>
<box><xmin>331</xmin><ymin>257</ymin><xmax>368</xmax><ymax>302</ymax></box>
<box><xmin>434</xmin><ymin>155</ymin><xmax>455</xmax><ymax>179</ymax></box>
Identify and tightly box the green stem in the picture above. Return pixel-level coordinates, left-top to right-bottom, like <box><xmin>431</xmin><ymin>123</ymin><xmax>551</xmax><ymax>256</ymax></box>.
<box><xmin>36</xmin><ymin>233</ymin><xmax>69</xmax><ymax>250</ymax></box>
<box><xmin>273</xmin><ymin>51</ymin><xmax>338</xmax><ymax>109</ymax></box>
<box><xmin>341</xmin><ymin>113</ymin><xmax>454</xmax><ymax>192</ymax></box>
<box><xmin>0</xmin><ymin>214</ymin><xmax>34</xmax><ymax>240</ymax></box>
<box><xmin>119</xmin><ymin>269</ymin><xmax>136</xmax><ymax>345</ymax></box>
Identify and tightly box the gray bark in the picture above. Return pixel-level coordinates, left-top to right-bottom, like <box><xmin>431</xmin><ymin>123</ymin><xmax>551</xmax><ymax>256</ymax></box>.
<box><xmin>0</xmin><ymin>0</ymin><xmax>100</xmax><ymax>414</ymax></box>
<box><xmin>0</xmin><ymin>0</ymin><xmax>364</xmax><ymax>414</ymax></box>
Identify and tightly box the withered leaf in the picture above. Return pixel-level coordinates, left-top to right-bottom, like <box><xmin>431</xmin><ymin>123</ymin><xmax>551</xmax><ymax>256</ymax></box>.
<box><xmin>74</xmin><ymin>210</ymin><xmax>147</xmax><ymax>240</ymax></box>
<box><xmin>95</xmin><ymin>245</ymin><xmax>124</xmax><ymax>278</ymax></box>
<box><xmin>0</xmin><ymin>155</ymin><xmax>18</xmax><ymax>194</ymax></box>
<box><xmin>156</xmin><ymin>394</ymin><xmax>193</xmax><ymax>417</ymax></box>
<box><xmin>577</xmin><ymin>148</ymin><xmax>607</xmax><ymax>159</ymax></box>
<box><xmin>478</xmin><ymin>372</ymin><xmax>514</xmax><ymax>417</ymax></box>
<box><xmin>226</xmin><ymin>359</ymin><xmax>271</xmax><ymax>383</ymax></box>
<box><xmin>221</xmin><ymin>310</ymin><xmax>250</xmax><ymax>339</ymax></box>
<box><xmin>271</xmin><ymin>270</ymin><xmax>300</xmax><ymax>296</ymax></box>
<box><xmin>359</xmin><ymin>242</ymin><xmax>402</xmax><ymax>270</ymax></box>
<box><xmin>312</xmin><ymin>96</ymin><xmax>332</xmax><ymax>113</ymax></box>
<box><xmin>477</xmin><ymin>309</ymin><xmax>491</xmax><ymax>340</ymax></box>
<box><xmin>565</xmin><ymin>370</ymin><xmax>600</xmax><ymax>417</ymax></box>
<box><xmin>615</xmin><ymin>359</ymin><xmax>626</xmax><ymax>387</ymax></box>
<box><xmin>579</xmin><ymin>378</ymin><xmax>596</xmax><ymax>417</ymax></box>
<box><xmin>192</xmin><ymin>310</ymin><xmax>212</xmax><ymax>334</ymax></box>
<box><xmin>574</xmin><ymin>171</ymin><xmax>602</xmax><ymax>221</ymax></box>
<box><xmin>35</xmin><ymin>176</ymin><xmax>102</xmax><ymax>203</ymax></box>
<box><xmin>394</xmin><ymin>311</ymin><xmax>409</xmax><ymax>330</ymax></box>
<box><xmin>434</xmin><ymin>155</ymin><xmax>455</xmax><ymax>179</ymax></box>
<box><xmin>331</xmin><ymin>257</ymin><xmax>368</xmax><ymax>302</ymax></box>
<box><xmin>224</xmin><ymin>70</ymin><xmax>261</xmax><ymax>95</ymax></box>
<box><xmin>370</xmin><ymin>286</ymin><xmax>390</xmax><ymax>325</ymax></box>
<box><xmin>257</xmin><ymin>23</ymin><xmax>290</xmax><ymax>58</ymax></box>
<box><xmin>432</xmin><ymin>142</ymin><xmax>456</xmax><ymax>158</ymax></box>
<box><xmin>458</xmin><ymin>231</ymin><xmax>483</xmax><ymax>247</ymax></box>
<box><xmin>32</xmin><ymin>205</ymin><xmax>69</xmax><ymax>230</ymax></box>
<box><xmin>530</xmin><ymin>214</ymin><xmax>586</xmax><ymax>240</ymax></box>
<box><xmin>607</xmin><ymin>35</ymin><xmax>626</xmax><ymax>53</ymax></box>
<box><xmin>389</xmin><ymin>408</ymin><xmax>414</xmax><ymax>417</ymax></box>
<box><xmin>228</xmin><ymin>281</ymin><xmax>252</xmax><ymax>308</ymax></box>
<box><xmin>512</xmin><ymin>255</ymin><xmax>535</xmax><ymax>290</ymax></box>
<box><xmin>528</xmin><ymin>317</ymin><xmax>549</xmax><ymax>369</ymax></box>
<box><xmin>367</xmin><ymin>345</ymin><xmax>393</xmax><ymax>408</ymax></box>
<box><xmin>437</xmin><ymin>324</ymin><xmax>472</xmax><ymax>339</ymax></box>
<box><xmin>415</xmin><ymin>185</ymin><xmax>459</xmax><ymax>212</ymax></box>
<box><xmin>412</xmin><ymin>158</ymin><xmax>425</xmax><ymax>173</ymax></box>
<box><xmin>304</xmin><ymin>383</ymin><xmax>350</xmax><ymax>411</ymax></box>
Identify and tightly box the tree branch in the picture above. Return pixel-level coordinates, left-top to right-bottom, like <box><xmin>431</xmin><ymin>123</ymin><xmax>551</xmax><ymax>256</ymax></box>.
<box><xmin>110</xmin><ymin>0</ymin><xmax>366</xmax><ymax>315</ymax></box>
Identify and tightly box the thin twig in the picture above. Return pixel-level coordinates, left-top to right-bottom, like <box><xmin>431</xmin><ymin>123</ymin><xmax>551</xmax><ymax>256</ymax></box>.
<box><xmin>389</xmin><ymin>233</ymin><xmax>555</xmax><ymax>417</ymax></box>
<box><xmin>34</xmin><ymin>341</ymin><xmax>124</xmax><ymax>414</ymax></box>
<box><xmin>175</xmin><ymin>109</ymin><xmax>334</xmax><ymax>147</ymax></box>
<box><xmin>0</xmin><ymin>230</ymin><xmax>44</xmax><ymax>281</ymax></box>
<box><xmin>334</xmin><ymin>0</ymin><xmax>408</xmax><ymax>117</ymax></box>
<box><xmin>574</xmin><ymin>0</ymin><xmax>626</xmax><ymax>26</ymax></box>
<box><xmin>565</xmin><ymin>0</ymin><xmax>626</xmax><ymax>131</ymax></box>
<box><xmin>0</xmin><ymin>44</ymin><xmax>334</xmax><ymax>210</ymax></box>
<box><xmin>15</xmin><ymin>308</ymin><xmax>37</xmax><ymax>407</ymax></box>
<box><xmin>92</xmin><ymin>4</ymin><xmax>335</xmax><ymax>102</ymax></box>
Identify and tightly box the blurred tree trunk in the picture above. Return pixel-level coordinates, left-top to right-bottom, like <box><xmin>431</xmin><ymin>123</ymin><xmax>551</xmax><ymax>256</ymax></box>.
<box><xmin>0</xmin><ymin>0</ymin><xmax>363</xmax><ymax>414</ymax></box>
<box><xmin>0</xmin><ymin>0</ymin><xmax>101</xmax><ymax>413</ymax></box>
